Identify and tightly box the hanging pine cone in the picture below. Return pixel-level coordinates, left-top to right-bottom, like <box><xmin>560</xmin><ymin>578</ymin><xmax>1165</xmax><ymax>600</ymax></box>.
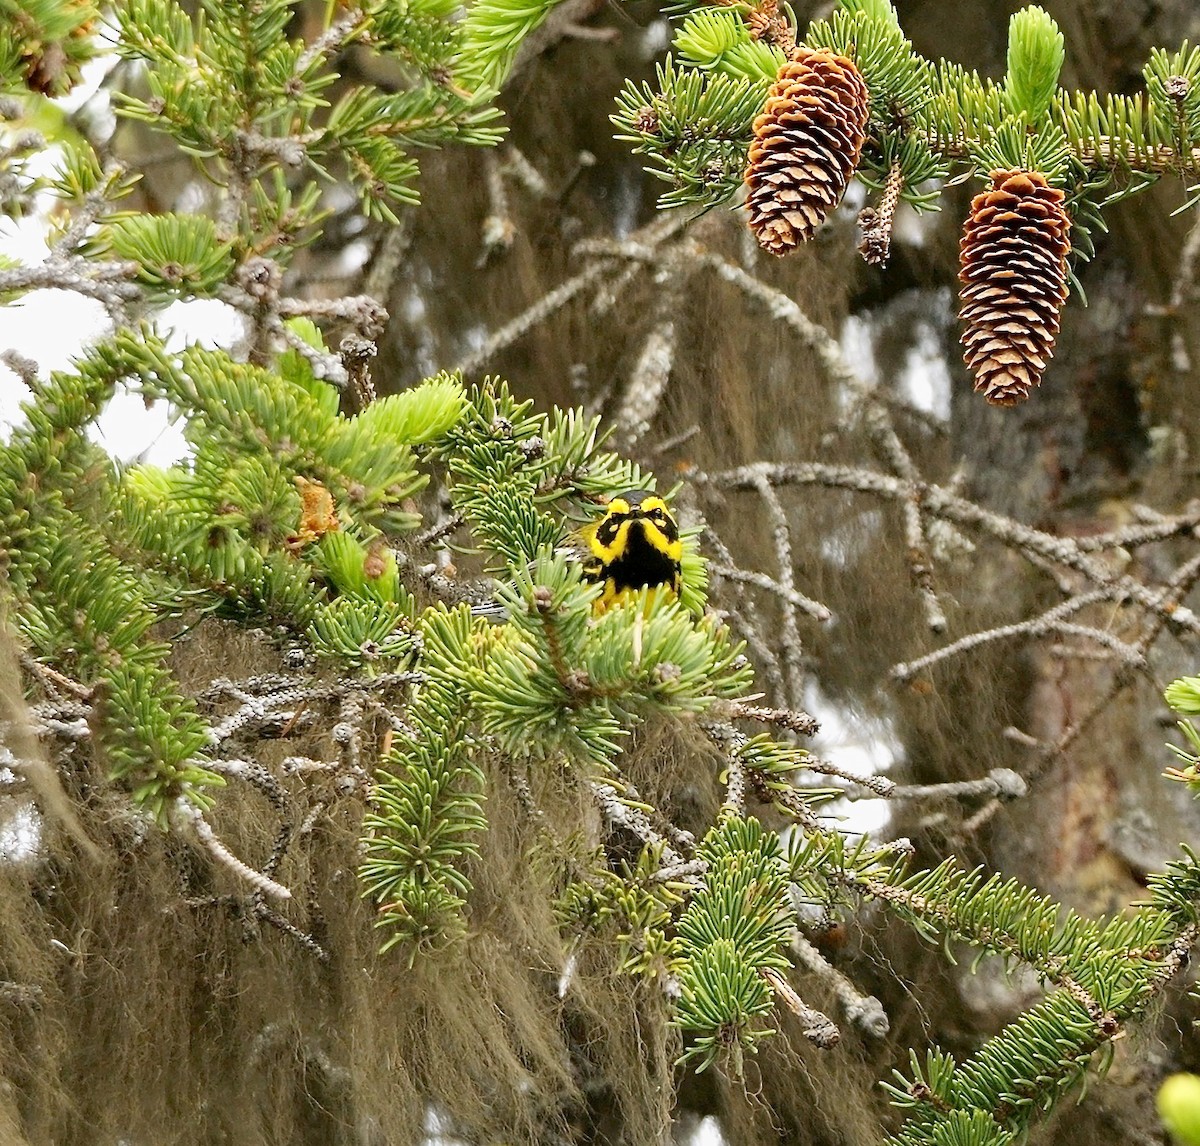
<box><xmin>744</xmin><ymin>46</ymin><xmax>870</xmax><ymax>256</ymax></box>
<box><xmin>958</xmin><ymin>169</ymin><xmax>1072</xmax><ymax>407</ymax></box>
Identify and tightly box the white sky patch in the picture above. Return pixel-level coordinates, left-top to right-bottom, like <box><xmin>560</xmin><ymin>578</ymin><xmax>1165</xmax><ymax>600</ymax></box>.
<box><xmin>88</xmin><ymin>289</ymin><xmax>249</xmax><ymax>466</ymax></box>
<box><xmin>819</xmin><ymin>505</ymin><xmax>883</xmax><ymax>570</ymax></box>
<box><xmin>0</xmin><ymin>292</ymin><xmax>243</xmax><ymax>466</ymax></box>
<box><xmin>334</xmin><ymin>237</ymin><xmax>373</xmax><ymax>279</ymax></box>
<box><xmin>897</xmin><ymin>318</ymin><xmax>952</xmax><ymax>421</ymax></box>
<box><xmin>423</xmin><ymin>1105</ymin><xmax>467</xmax><ymax>1146</ymax></box>
<box><xmin>0</xmin><ymin>199</ymin><xmax>244</xmax><ymax>460</ymax></box>
<box><xmin>0</xmin><ymin>144</ymin><xmax>109</xmax><ymax>439</ymax></box>
<box><xmin>88</xmin><ymin>384</ymin><xmax>188</xmax><ymax>467</ymax></box>
<box><xmin>841</xmin><ymin>301</ymin><xmax>954</xmax><ymax>424</ymax></box>
<box><xmin>691</xmin><ymin>1115</ymin><xmax>726</xmax><ymax>1146</ymax></box>
<box><xmin>158</xmin><ymin>297</ymin><xmax>246</xmax><ymax>352</ymax></box>
<box><xmin>805</xmin><ymin>679</ymin><xmax>897</xmax><ymax>837</ymax></box>
<box><xmin>892</xmin><ymin>198</ymin><xmax>940</xmax><ymax>248</ymax></box>
<box><xmin>840</xmin><ymin>178</ymin><xmax>868</xmax><ymax>215</ymax></box>
<box><xmin>0</xmin><ymin>288</ymin><xmax>109</xmax><ymax>362</ymax></box>
<box><xmin>0</xmin><ymin>83</ymin><xmax>113</xmax><ymax>394</ymax></box>
<box><xmin>837</xmin><ymin>312</ymin><xmax>877</xmax><ymax>417</ymax></box>
<box><xmin>55</xmin><ymin>51</ymin><xmax>116</xmax><ymax>116</ymax></box>
<box><xmin>0</xmin><ymin>206</ymin><xmax>53</xmax><ymax>262</ymax></box>
<box><xmin>557</xmin><ymin>948</ymin><xmax>578</xmax><ymax>998</ymax></box>
<box><xmin>0</xmin><ymin>376</ymin><xmax>33</xmax><ymax>441</ymax></box>
<box><xmin>176</xmin><ymin>179</ymin><xmax>210</xmax><ymax>217</ymax></box>
<box><xmin>640</xmin><ymin>18</ymin><xmax>673</xmax><ymax>57</ymax></box>
<box><xmin>0</xmin><ymin>283</ymin><xmax>110</xmax><ymax>445</ymax></box>
<box><xmin>0</xmin><ymin>54</ymin><xmax>232</xmax><ymax>465</ymax></box>
<box><xmin>0</xmin><ymin>802</ymin><xmax>41</xmax><ymax>863</ymax></box>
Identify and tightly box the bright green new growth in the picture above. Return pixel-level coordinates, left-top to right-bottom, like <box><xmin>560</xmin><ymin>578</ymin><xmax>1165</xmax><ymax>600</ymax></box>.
<box><xmin>1144</xmin><ymin>43</ymin><xmax>1200</xmax><ymax>157</ymax></box>
<box><xmin>1003</xmin><ymin>6</ymin><xmax>1065</xmax><ymax>122</ymax></box>
<box><xmin>1160</xmin><ymin>678</ymin><xmax>1200</xmax><ymax>803</ymax></box>
<box><xmin>1167</xmin><ymin>675</ymin><xmax>1200</xmax><ymax>715</ymax></box>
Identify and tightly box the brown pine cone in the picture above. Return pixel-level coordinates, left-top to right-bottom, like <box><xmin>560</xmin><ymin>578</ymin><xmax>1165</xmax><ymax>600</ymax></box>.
<box><xmin>744</xmin><ymin>46</ymin><xmax>870</xmax><ymax>256</ymax></box>
<box><xmin>958</xmin><ymin>169</ymin><xmax>1072</xmax><ymax>407</ymax></box>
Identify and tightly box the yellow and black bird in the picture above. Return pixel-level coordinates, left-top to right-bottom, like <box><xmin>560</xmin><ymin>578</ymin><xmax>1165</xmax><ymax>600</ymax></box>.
<box><xmin>583</xmin><ymin>490</ymin><xmax>683</xmax><ymax>612</ymax></box>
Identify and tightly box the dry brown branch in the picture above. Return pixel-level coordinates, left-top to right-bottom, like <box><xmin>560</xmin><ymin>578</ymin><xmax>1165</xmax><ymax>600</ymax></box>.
<box><xmin>891</xmin><ymin>588</ymin><xmax>1142</xmax><ymax>682</ymax></box>
<box><xmin>685</xmin><ymin>245</ymin><xmax>951</xmax><ymax>631</ymax></box>
<box><xmin>803</xmin><ymin>757</ymin><xmax>894</xmax><ymax>796</ymax></box>
<box><xmin>708</xmin><ymin>563</ymin><xmax>832</xmax><ymax>622</ymax></box>
<box><xmin>870</xmin><ymin>767</ymin><xmax>1027</xmax><ymax>804</ymax></box>
<box><xmin>710</xmin><ymin>699</ymin><xmax>820</xmax><ymax>737</ymax></box>
<box><xmin>610</xmin><ymin>258</ymin><xmax>686</xmax><ymax>448</ymax></box>
<box><xmin>454</xmin><ymin>213</ymin><xmax>690</xmax><ymax>375</ymax></box>
<box><xmin>704</xmin><ymin>525</ymin><xmax>788</xmax><ymax>698</ymax></box>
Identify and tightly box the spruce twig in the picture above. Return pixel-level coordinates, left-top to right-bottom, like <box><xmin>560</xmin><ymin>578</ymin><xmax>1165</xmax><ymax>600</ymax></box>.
<box><xmin>762</xmin><ymin>966</ymin><xmax>840</xmax><ymax>1048</ymax></box>
<box><xmin>171</xmin><ymin>798</ymin><xmax>293</xmax><ymax>901</ymax></box>
<box><xmin>791</xmin><ymin>931</ymin><xmax>889</xmax><ymax>1037</ymax></box>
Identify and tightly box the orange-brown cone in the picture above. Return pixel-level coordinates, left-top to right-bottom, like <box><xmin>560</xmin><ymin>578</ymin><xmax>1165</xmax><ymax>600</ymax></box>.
<box><xmin>744</xmin><ymin>46</ymin><xmax>870</xmax><ymax>256</ymax></box>
<box><xmin>958</xmin><ymin>169</ymin><xmax>1071</xmax><ymax>406</ymax></box>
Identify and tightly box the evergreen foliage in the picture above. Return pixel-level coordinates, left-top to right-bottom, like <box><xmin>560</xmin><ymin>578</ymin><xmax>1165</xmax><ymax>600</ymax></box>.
<box><xmin>673</xmin><ymin>816</ymin><xmax>793</xmax><ymax>1072</ymax></box>
<box><xmin>612</xmin><ymin>0</ymin><xmax>1200</xmax><ymax>326</ymax></box>
<box><xmin>2</xmin><ymin>1</ymin><xmax>1200</xmax><ymax>1143</ymax></box>
<box><xmin>0</xmin><ymin>0</ymin><xmax>99</xmax><ymax>97</ymax></box>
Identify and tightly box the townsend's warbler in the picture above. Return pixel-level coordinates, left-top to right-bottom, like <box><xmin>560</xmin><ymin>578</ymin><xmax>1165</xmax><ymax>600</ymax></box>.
<box><xmin>582</xmin><ymin>490</ymin><xmax>683</xmax><ymax>612</ymax></box>
<box><xmin>469</xmin><ymin>490</ymin><xmax>686</xmax><ymax>619</ymax></box>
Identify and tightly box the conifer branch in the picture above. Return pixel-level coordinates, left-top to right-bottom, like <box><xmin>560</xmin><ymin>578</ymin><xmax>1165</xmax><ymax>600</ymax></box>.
<box><xmin>170</xmin><ymin>798</ymin><xmax>293</xmax><ymax>901</ymax></box>
<box><xmin>791</xmin><ymin>931</ymin><xmax>890</xmax><ymax>1037</ymax></box>
<box><xmin>762</xmin><ymin>966</ymin><xmax>840</xmax><ymax>1047</ymax></box>
<box><xmin>750</xmin><ymin>471</ymin><xmax>806</xmax><ymax>708</ymax></box>
<box><xmin>614</xmin><ymin>0</ymin><xmax>1200</xmax><ymax>404</ymax></box>
<box><xmin>698</xmin><ymin>461</ymin><xmax>1200</xmax><ymax>635</ymax></box>
<box><xmin>9</xmin><ymin>4</ymin><xmax>1200</xmax><ymax>1139</ymax></box>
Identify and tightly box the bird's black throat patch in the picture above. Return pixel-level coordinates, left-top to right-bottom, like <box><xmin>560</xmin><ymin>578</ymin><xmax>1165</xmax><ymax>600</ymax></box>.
<box><xmin>604</xmin><ymin>521</ymin><xmax>679</xmax><ymax>592</ymax></box>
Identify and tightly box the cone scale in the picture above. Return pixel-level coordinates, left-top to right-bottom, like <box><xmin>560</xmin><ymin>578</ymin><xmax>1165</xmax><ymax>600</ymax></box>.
<box><xmin>744</xmin><ymin>46</ymin><xmax>870</xmax><ymax>256</ymax></box>
<box><xmin>958</xmin><ymin>169</ymin><xmax>1072</xmax><ymax>407</ymax></box>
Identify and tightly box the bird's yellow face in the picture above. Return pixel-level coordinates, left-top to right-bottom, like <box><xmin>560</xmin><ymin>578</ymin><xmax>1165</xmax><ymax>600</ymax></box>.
<box><xmin>586</xmin><ymin>491</ymin><xmax>683</xmax><ymax>611</ymax></box>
